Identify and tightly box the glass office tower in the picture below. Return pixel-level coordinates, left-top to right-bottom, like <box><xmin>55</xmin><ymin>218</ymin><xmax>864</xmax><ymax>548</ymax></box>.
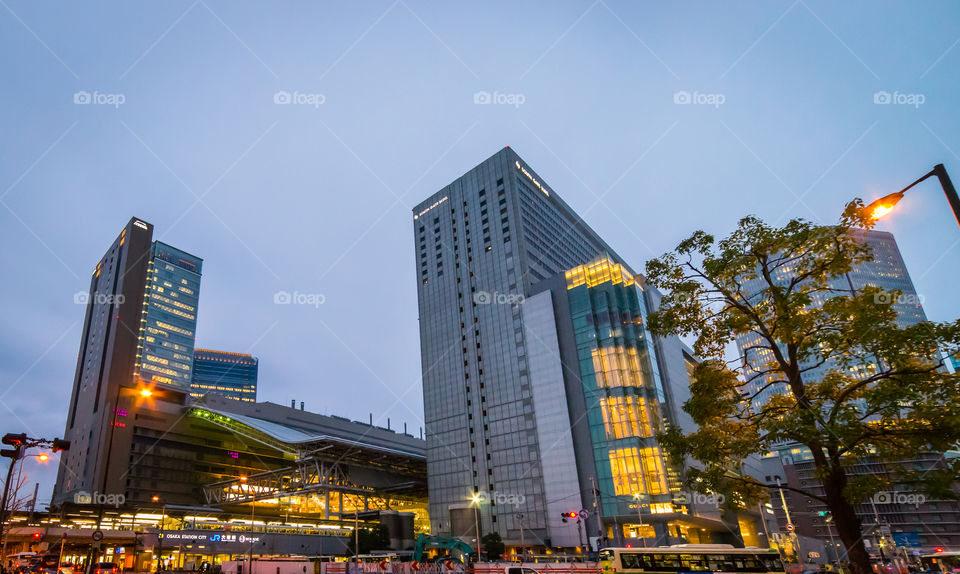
<box><xmin>737</xmin><ymin>228</ymin><xmax>927</xmax><ymax>414</ymax></box>
<box><xmin>191</xmin><ymin>349</ymin><xmax>259</xmax><ymax>402</ymax></box>
<box><xmin>134</xmin><ymin>241</ymin><xmax>202</xmax><ymax>390</ymax></box>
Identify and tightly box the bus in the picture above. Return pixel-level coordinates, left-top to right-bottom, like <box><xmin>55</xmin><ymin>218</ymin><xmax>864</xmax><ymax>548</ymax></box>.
<box><xmin>599</xmin><ymin>545</ymin><xmax>786</xmax><ymax>574</ymax></box>
<box><xmin>920</xmin><ymin>551</ymin><xmax>960</xmax><ymax>573</ymax></box>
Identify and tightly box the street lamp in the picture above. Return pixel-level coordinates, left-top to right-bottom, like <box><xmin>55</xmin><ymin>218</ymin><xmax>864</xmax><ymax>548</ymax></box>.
<box><xmin>153</xmin><ymin>496</ymin><xmax>166</xmax><ymax>574</ymax></box>
<box><xmin>632</xmin><ymin>493</ymin><xmax>646</xmax><ymax>548</ymax></box>
<box><xmin>0</xmin><ymin>451</ymin><xmax>50</xmax><ymax>559</ymax></box>
<box><xmin>470</xmin><ymin>494</ymin><xmax>483</xmax><ymax>562</ymax></box>
<box><xmin>865</xmin><ymin>164</ymin><xmax>960</xmax><ymax>227</ymax></box>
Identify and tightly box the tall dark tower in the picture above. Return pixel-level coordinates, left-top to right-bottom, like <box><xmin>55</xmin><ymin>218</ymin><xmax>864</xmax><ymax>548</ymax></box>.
<box><xmin>53</xmin><ymin>218</ymin><xmax>203</xmax><ymax>506</ymax></box>
<box><xmin>53</xmin><ymin>218</ymin><xmax>155</xmax><ymax>504</ymax></box>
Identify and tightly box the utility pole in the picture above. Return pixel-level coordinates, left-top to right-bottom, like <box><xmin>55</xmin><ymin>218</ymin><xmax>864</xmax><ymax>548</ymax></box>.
<box><xmin>515</xmin><ymin>513</ymin><xmax>525</xmax><ymax>563</ymax></box>
<box><xmin>774</xmin><ymin>477</ymin><xmax>803</xmax><ymax>565</ymax></box>
<box><xmin>633</xmin><ymin>494</ymin><xmax>646</xmax><ymax>548</ymax></box>
<box><xmin>590</xmin><ymin>477</ymin><xmax>604</xmax><ymax>550</ymax></box>
<box><xmin>869</xmin><ymin>498</ymin><xmax>889</xmax><ymax>570</ymax></box>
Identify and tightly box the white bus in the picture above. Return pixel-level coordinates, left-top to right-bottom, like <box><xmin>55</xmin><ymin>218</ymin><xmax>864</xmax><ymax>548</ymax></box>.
<box><xmin>599</xmin><ymin>545</ymin><xmax>786</xmax><ymax>574</ymax></box>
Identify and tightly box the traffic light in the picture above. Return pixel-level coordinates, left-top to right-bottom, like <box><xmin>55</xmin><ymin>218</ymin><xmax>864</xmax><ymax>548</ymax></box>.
<box><xmin>1</xmin><ymin>433</ymin><xmax>27</xmax><ymax>461</ymax></box>
<box><xmin>561</xmin><ymin>511</ymin><xmax>579</xmax><ymax>523</ymax></box>
<box><xmin>31</xmin><ymin>532</ymin><xmax>42</xmax><ymax>541</ymax></box>
<box><xmin>935</xmin><ymin>547</ymin><xmax>944</xmax><ymax>553</ymax></box>
<box><xmin>51</xmin><ymin>438</ymin><xmax>71</xmax><ymax>452</ymax></box>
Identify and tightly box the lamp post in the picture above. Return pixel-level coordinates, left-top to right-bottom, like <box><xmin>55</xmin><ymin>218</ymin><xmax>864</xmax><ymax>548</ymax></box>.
<box><xmin>470</xmin><ymin>494</ymin><xmax>483</xmax><ymax>562</ymax></box>
<box><xmin>152</xmin><ymin>496</ymin><xmax>166</xmax><ymax>574</ymax></box>
<box><xmin>865</xmin><ymin>164</ymin><xmax>960</xmax><ymax>227</ymax></box>
<box><xmin>1</xmin><ymin>451</ymin><xmax>50</xmax><ymax>560</ymax></box>
<box><xmin>632</xmin><ymin>493</ymin><xmax>646</xmax><ymax>548</ymax></box>
<box><xmin>514</xmin><ymin>513</ymin><xmax>525</xmax><ymax>563</ymax></box>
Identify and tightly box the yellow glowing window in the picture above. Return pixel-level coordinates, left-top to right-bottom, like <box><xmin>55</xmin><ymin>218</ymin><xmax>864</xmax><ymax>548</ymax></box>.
<box><xmin>599</xmin><ymin>396</ymin><xmax>653</xmax><ymax>438</ymax></box>
<box><xmin>565</xmin><ymin>257</ymin><xmax>635</xmax><ymax>289</ymax></box>
<box><xmin>640</xmin><ymin>447</ymin><xmax>668</xmax><ymax>495</ymax></box>
<box><xmin>592</xmin><ymin>346</ymin><xmax>645</xmax><ymax>389</ymax></box>
<box><xmin>609</xmin><ymin>447</ymin><xmax>643</xmax><ymax>496</ymax></box>
<box><xmin>609</xmin><ymin>447</ymin><xmax>669</xmax><ymax>496</ymax></box>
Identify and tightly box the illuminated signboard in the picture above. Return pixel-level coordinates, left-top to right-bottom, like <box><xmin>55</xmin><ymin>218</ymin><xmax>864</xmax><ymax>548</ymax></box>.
<box><xmin>133</xmin><ymin>220</ymin><xmax>148</xmax><ymax>230</ymax></box>
<box><xmin>413</xmin><ymin>196</ymin><xmax>448</xmax><ymax>220</ymax></box>
<box><xmin>161</xmin><ymin>532</ymin><xmax>261</xmax><ymax>544</ymax></box>
<box><xmin>515</xmin><ymin>161</ymin><xmax>550</xmax><ymax>197</ymax></box>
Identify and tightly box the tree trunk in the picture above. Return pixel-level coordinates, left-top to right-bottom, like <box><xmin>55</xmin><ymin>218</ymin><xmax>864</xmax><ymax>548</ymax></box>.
<box><xmin>821</xmin><ymin>464</ymin><xmax>873</xmax><ymax>574</ymax></box>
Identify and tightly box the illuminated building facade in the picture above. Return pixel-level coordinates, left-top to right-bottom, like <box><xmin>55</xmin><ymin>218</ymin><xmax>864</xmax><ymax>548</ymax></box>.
<box><xmin>135</xmin><ymin>242</ymin><xmax>202</xmax><ymax>390</ymax></box>
<box><xmin>191</xmin><ymin>349</ymin><xmax>259</xmax><ymax>402</ymax></box>
<box><xmin>525</xmin><ymin>257</ymin><xmax>752</xmax><ymax>548</ymax></box>
<box><xmin>414</xmin><ymin>149</ymin><xmax>759</xmax><ymax>550</ymax></box>
<box><xmin>49</xmin><ymin>389</ymin><xmax>426</xmax><ymax>565</ymax></box>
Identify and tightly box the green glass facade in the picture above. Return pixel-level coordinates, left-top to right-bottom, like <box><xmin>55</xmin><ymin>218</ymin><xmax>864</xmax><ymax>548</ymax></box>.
<box><xmin>564</xmin><ymin>258</ymin><xmax>679</xmax><ymax>520</ymax></box>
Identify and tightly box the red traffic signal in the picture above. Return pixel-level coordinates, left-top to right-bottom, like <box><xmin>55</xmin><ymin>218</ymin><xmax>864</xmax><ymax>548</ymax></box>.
<box><xmin>2</xmin><ymin>433</ymin><xmax>27</xmax><ymax>446</ymax></box>
<box><xmin>1</xmin><ymin>433</ymin><xmax>26</xmax><ymax>461</ymax></box>
<box><xmin>560</xmin><ymin>511</ymin><xmax>579</xmax><ymax>523</ymax></box>
<box><xmin>51</xmin><ymin>438</ymin><xmax>71</xmax><ymax>452</ymax></box>
<box><xmin>935</xmin><ymin>547</ymin><xmax>944</xmax><ymax>553</ymax></box>
<box><xmin>31</xmin><ymin>532</ymin><xmax>42</xmax><ymax>540</ymax></box>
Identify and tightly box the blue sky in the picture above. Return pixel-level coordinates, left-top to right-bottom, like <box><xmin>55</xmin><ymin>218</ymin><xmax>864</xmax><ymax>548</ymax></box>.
<box><xmin>2</xmin><ymin>0</ymin><xmax>959</xmax><ymax>504</ymax></box>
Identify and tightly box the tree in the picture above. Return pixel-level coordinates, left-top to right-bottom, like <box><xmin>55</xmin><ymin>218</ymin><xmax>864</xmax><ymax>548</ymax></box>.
<box><xmin>644</xmin><ymin>201</ymin><xmax>960</xmax><ymax>574</ymax></box>
<box><xmin>347</xmin><ymin>524</ymin><xmax>392</xmax><ymax>555</ymax></box>
<box><xmin>481</xmin><ymin>532</ymin><xmax>504</xmax><ymax>561</ymax></box>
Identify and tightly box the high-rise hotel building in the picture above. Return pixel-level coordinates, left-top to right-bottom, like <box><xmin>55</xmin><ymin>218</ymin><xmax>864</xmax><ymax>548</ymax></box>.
<box><xmin>53</xmin><ymin>218</ymin><xmax>203</xmax><ymax>504</ymax></box>
<box><xmin>413</xmin><ymin>148</ymin><xmax>758</xmax><ymax>550</ymax></box>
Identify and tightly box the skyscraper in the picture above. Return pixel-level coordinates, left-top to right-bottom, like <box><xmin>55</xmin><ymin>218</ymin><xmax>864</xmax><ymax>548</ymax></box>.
<box><xmin>414</xmin><ymin>147</ymin><xmax>627</xmax><ymax>546</ymax></box>
<box><xmin>134</xmin><ymin>241</ymin><xmax>202</xmax><ymax>390</ymax></box>
<box><xmin>734</xmin><ymin>229</ymin><xmax>960</xmax><ymax>554</ymax></box>
<box><xmin>413</xmin><ymin>148</ymin><xmax>757</xmax><ymax>550</ymax></box>
<box><xmin>53</xmin><ymin>218</ymin><xmax>202</xmax><ymax>504</ymax></box>
<box><xmin>190</xmin><ymin>349</ymin><xmax>259</xmax><ymax>402</ymax></box>
<box><xmin>737</xmin><ymin>228</ymin><xmax>927</xmax><ymax>417</ymax></box>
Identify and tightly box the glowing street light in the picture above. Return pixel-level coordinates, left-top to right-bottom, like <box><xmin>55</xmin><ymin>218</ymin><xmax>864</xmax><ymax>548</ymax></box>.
<box><xmin>864</xmin><ymin>164</ymin><xmax>960</xmax><ymax>227</ymax></box>
<box><xmin>139</xmin><ymin>389</ymin><xmax>153</xmax><ymax>398</ymax></box>
<box><xmin>469</xmin><ymin>493</ymin><xmax>483</xmax><ymax>562</ymax></box>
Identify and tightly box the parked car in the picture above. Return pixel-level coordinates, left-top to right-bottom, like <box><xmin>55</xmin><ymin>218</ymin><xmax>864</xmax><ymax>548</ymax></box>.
<box><xmin>93</xmin><ymin>563</ymin><xmax>118</xmax><ymax>574</ymax></box>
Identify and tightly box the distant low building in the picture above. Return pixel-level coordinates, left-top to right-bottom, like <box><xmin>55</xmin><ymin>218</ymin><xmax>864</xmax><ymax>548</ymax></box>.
<box><xmin>190</xmin><ymin>348</ymin><xmax>259</xmax><ymax>402</ymax></box>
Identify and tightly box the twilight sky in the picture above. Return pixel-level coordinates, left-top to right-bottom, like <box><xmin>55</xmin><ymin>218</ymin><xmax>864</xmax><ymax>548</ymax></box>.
<box><xmin>2</xmin><ymin>0</ymin><xmax>959</xmax><ymax>506</ymax></box>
